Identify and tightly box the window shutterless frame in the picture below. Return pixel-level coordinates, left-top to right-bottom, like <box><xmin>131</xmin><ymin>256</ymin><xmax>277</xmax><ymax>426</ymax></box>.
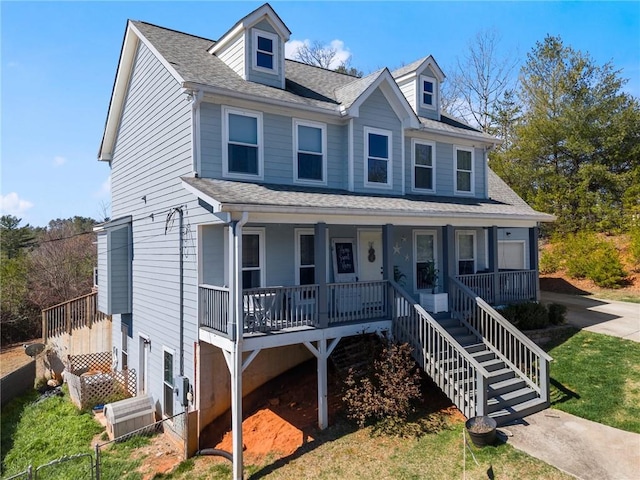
<box><xmin>456</xmin><ymin>230</ymin><xmax>477</xmax><ymax>275</ymax></box>
<box><xmin>252</xmin><ymin>29</ymin><xmax>279</xmax><ymax>74</ymax></box>
<box><xmin>454</xmin><ymin>145</ymin><xmax>474</xmax><ymax>195</ymax></box>
<box><xmin>364</xmin><ymin>126</ymin><xmax>392</xmax><ymax>189</ymax></box>
<box><xmin>419</xmin><ymin>75</ymin><xmax>437</xmax><ymax>110</ymax></box>
<box><xmin>411</xmin><ymin>138</ymin><xmax>436</xmax><ymax>193</ymax></box>
<box><xmin>222</xmin><ymin>106</ymin><xmax>263</xmax><ymax>180</ymax></box>
<box><xmin>413</xmin><ymin>229</ymin><xmax>438</xmax><ymax>292</ymax></box>
<box><xmin>293</xmin><ymin>119</ymin><xmax>327</xmax><ymax>185</ymax></box>
<box><xmin>162</xmin><ymin>346</ymin><xmax>175</xmax><ymax>418</ymax></box>
<box><xmin>242</xmin><ymin>227</ymin><xmax>266</xmax><ymax>290</ymax></box>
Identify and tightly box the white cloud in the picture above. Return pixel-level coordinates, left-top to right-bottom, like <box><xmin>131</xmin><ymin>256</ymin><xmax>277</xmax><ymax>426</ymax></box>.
<box><xmin>94</xmin><ymin>175</ymin><xmax>111</xmax><ymax>198</ymax></box>
<box><xmin>0</xmin><ymin>192</ymin><xmax>34</xmax><ymax>216</ymax></box>
<box><xmin>53</xmin><ymin>155</ymin><xmax>67</xmax><ymax>167</ymax></box>
<box><xmin>285</xmin><ymin>38</ymin><xmax>352</xmax><ymax>69</ymax></box>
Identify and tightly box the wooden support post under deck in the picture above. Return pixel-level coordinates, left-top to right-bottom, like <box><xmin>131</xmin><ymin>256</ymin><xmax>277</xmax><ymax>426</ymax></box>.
<box><xmin>317</xmin><ymin>339</ymin><xmax>328</xmax><ymax>429</ymax></box>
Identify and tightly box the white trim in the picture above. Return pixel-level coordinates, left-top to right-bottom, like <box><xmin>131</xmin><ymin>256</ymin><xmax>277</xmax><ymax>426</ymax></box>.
<box><xmin>251</xmin><ymin>29</ymin><xmax>279</xmax><ymax>75</ymax></box>
<box><xmin>364</xmin><ymin>126</ymin><xmax>393</xmax><ymax>189</ymax></box>
<box><xmin>222</xmin><ymin>106</ymin><xmax>264</xmax><ymax>180</ymax></box>
<box><xmin>162</xmin><ymin>346</ymin><xmax>176</xmax><ymax>419</ymax></box>
<box><xmin>348</xmin><ymin>119</ymin><xmax>354</xmax><ymax>191</ymax></box>
<box><xmin>293</xmin><ymin>119</ymin><xmax>327</xmax><ymax>186</ymax></box>
<box><xmin>242</xmin><ymin>227</ymin><xmax>266</xmax><ymax>289</ymax></box>
<box><xmin>454</xmin><ymin>145</ymin><xmax>475</xmax><ymax>196</ymax></box>
<box><xmin>401</xmin><ymin>128</ymin><xmax>406</xmax><ymax>193</ymax></box>
<box><xmin>413</xmin><ymin>229</ymin><xmax>438</xmax><ymax>293</ymax></box>
<box><xmin>455</xmin><ymin>230</ymin><xmax>477</xmax><ymax>275</ymax></box>
<box><xmin>411</xmin><ymin>138</ymin><xmax>436</xmax><ymax>193</ymax></box>
<box><xmin>419</xmin><ymin>74</ymin><xmax>437</xmax><ymax>111</ymax></box>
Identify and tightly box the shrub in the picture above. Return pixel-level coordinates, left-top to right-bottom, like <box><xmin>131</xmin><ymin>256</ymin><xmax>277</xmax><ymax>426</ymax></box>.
<box><xmin>588</xmin><ymin>242</ymin><xmax>627</xmax><ymax>288</ymax></box>
<box><xmin>500</xmin><ymin>301</ymin><xmax>550</xmax><ymax>330</ymax></box>
<box><xmin>539</xmin><ymin>248</ymin><xmax>561</xmax><ymax>274</ymax></box>
<box><xmin>342</xmin><ymin>337</ymin><xmax>422</xmax><ymax>432</ymax></box>
<box><xmin>628</xmin><ymin>227</ymin><xmax>640</xmax><ymax>272</ymax></box>
<box><xmin>564</xmin><ymin>232</ymin><xmax>600</xmax><ymax>279</ymax></box>
<box><xmin>547</xmin><ymin>303</ymin><xmax>567</xmax><ymax>325</ymax></box>
<box><xmin>561</xmin><ymin>232</ymin><xmax>627</xmax><ymax>287</ymax></box>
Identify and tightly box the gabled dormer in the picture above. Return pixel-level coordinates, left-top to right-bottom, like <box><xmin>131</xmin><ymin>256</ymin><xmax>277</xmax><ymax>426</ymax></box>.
<box><xmin>392</xmin><ymin>56</ymin><xmax>445</xmax><ymax>121</ymax></box>
<box><xmin>208</xmin><ymin>3</ymin><xmax>291</xmax><ymax>89</ymax></box>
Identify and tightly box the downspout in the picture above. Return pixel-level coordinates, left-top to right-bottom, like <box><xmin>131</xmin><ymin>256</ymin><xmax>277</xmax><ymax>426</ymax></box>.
<box><xmin>178</xmin><ymin>207</ymin><xmax>185</xmax><ymax>376</ymax></box>
<box><xmin>231</xmin><ymin>212</ymin><xmax>249</xmax><ymax>480</ymax></box>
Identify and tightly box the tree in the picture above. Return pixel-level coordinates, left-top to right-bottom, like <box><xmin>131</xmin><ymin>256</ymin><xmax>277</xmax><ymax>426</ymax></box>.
<box><xmin>442</xmin><ymin>29</ymin><xmax>517</xmax><ymax>134</ymax></box>
<box><xmin>513</xmin><ymin>35</ymin><xmax>640</xmax><ymax>234</ymax></box>
<box><xmin>293</xmin><ymin>40</ymin><xmax>363</xmax><ymax>77</ymax></box>
<box><xmin>28</xmin><ymin>217</ymin><xmax>97</xmax><ymax>308</ymax></box>
<box><xmin>0</xmin><ymin>215</ymin><xmax>36</xmax><ymax>259</ymax></box>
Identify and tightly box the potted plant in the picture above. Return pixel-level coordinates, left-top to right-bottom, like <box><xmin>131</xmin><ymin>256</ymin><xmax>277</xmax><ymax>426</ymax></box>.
<box><xmin>420</xmin><ymin>262</ymin><xmax>439</xmax><ymax>293</ymax></box>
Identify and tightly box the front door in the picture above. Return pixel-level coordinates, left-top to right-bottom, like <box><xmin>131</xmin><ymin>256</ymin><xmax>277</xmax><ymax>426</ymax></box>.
<box><xmin>358</xmin><ymin>229</ymin><xmax>383</xmax><ymax>282</ymax></box>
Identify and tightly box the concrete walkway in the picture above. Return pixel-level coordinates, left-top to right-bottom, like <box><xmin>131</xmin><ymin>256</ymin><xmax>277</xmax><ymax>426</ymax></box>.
<box><xmin>540</xmin><ymin>291</ymin><xmax>640</xmax><ymax>342</ymax></box>
<box><xmin>504</xmin><ymin>409</ymin><xmax>640</xmax><ymax>480</ymax></box>
<box><xmin>503</xmin><ymin>292</ymin><xmax>640</xmax><ymax>479</ymax></box>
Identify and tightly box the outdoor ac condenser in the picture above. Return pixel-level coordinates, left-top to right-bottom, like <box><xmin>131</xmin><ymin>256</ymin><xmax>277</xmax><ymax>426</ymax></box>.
<box><xmin>103</xmin><ymin>394</ymin><xmax>155</xmax><ymax>440</ymax></box>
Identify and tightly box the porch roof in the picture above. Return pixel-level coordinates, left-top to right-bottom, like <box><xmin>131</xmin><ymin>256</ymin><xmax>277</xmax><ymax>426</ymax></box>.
<box><xmin>182</xmin><ymin>170</ymin><xmax>555</xmax><ymax>223</ymax></box>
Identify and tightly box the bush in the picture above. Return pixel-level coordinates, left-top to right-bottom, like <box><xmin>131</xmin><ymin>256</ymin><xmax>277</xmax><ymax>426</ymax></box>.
<box><xmin>547</xmin><ymin>303</ymin><xmax>567</xmax><ymax>325</ymax></box>
<box><xmin>588</xmin><ymin>242</ymin><xmax>627</xmax><ymax>288</ymax></box>
<box><xmin>628</xmin><ymin>227</ymin><xmax>640</xmax><ymax>272</ymax></box>
<box><xmin>564</xmin><ymin>232</ymin><xmax>600</xmax><ymax>279</ymax></box>
<box><xmin>539</xmin><ymin>248</ymin><xmax>561</xmax><ymax>274</ymax></box>
<box><xmin>560</xmin><ymin>232</ymin><xmax>627</xmax><ymax>287</ymax></box>
<box><xmin>342</xmin><ymin>336</ymin><xmax>422</xmax><ymax>432</ymax></box>
<box><xmin>500</xmin><ymin>302</ymin><xmax>550</xmax><ymax>330</ymax></box>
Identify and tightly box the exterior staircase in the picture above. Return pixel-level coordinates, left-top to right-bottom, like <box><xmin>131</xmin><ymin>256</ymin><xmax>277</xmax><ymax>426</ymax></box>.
<box><xmin>438</xmin><ymin>316</ymin><xmax>548</xmax><ymax>425</ymax></box>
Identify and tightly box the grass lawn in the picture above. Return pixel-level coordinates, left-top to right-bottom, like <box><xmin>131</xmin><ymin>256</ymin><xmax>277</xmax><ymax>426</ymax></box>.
<box><xmin>156</xmin><ymin>420</ymin><xmax>572</xmax><ymax>480</ymax></box>
<box><xmin>548</xmin><ymin>329</ymin><xmax>640</xmax><ymax>433</ymax></box>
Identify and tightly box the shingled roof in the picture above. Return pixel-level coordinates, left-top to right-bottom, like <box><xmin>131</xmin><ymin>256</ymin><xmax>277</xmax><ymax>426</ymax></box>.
<box><xmin>181</xmin><ymin>170</ymin><xmax>554</xmax><ymax>222</ymax></box>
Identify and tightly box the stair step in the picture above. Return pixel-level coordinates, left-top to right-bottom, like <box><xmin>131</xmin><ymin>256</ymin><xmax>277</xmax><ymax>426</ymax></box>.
<box><xmin>487</xmin><ymin>367</ymin><xmax>516</xmax><ymax>384</ymax></box>
<box><xmin>478</xmin><ymin>358</ymin><xmax>505</xmax><ymax>372</ymax></box>
<box><xmin>487</xmin><ymin>387</ymin><xmax>538</xmax><ymax>413</ymax></box>
<box><xmin>488</xmin><ymin>377</ymin><xmax>527</xmax><ymax>396</ymax></box>
<box><xmin>438</xmin><ymin>318</ymin><xmax>460</xmax><ymax>329</ymax></box>
<box><xmin>489</xmin><ymin>397</ymin><xmax>548</xmax><ymax>426</ymax></box>
<box><xmin>470</xmin><ymin>349</ymin><xmax>495</xmax><ymax>363</ymax></box>
<box><xmin>464</xmin><ymin>343</ymin><xmax>487</xmax><ymax>354</ymax></box>
<box><xmin>454</xmin><ymin>334</ymin><xmax>479</xmax><ymax>346</ymax></box>
<box><xmin>444</xmin><ymin>326</ymin><xmax>470</xmax><ymax>337</ymax></box>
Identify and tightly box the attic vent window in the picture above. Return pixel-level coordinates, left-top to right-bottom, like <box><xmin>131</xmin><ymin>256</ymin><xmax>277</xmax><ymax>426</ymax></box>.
<box><xmin>252</xmin><ymin>29</ymin><xmax>278</xmax><ymax>74</ymax></box>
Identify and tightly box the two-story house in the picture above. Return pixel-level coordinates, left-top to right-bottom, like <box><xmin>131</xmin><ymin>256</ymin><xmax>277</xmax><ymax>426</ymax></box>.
<box><xmin>96</xmin><ymin>4</ymin><xmax>553</xmax><ymax>476</ymax></box>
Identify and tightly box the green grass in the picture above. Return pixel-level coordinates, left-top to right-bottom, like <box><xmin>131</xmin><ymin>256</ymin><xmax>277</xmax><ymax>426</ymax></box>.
<box><xmin>588</xmin><ymin>291</ymin><xmax>640</xmax><ymax>304</ymax></box>
<box><xmin>548</xmin><ymin>330</ymin><xmax>640</xmax><ymax>433</ymax></box>
<box><xmin>153</xmin><ymin>420</ymin><xmax>571</xmax><ymax>480</ymax></box>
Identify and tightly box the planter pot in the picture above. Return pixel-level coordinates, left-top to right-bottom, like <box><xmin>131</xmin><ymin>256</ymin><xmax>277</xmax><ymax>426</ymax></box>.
<box><xmin>465</xmin><ymin>416</ymin><xmax>497</xmax><ymax>447</ymax></box>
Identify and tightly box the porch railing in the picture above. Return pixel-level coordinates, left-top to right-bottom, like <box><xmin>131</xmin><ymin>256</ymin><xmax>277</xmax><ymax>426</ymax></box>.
<box><xmin>42</xmin><ymin>292</ymin><xmax>110</xmax><ymax>341</ymax></box>
<box><xmin>455</xmin><ymin>269</ymin><xmax>537</xmax><ymax>305</ymax></box>
<box><xmin>327</xmin><ymin>280</ymin><xmax>388</xmax><ymax>325</ymax></box>
<box><xmin>448</xmin><ymin>276</ymin><xmax>552</xmax><ymax>400</ymax></box>
<box><xmin>390</xmin><ymin>280</ymin><xmax>490</xmax><ymax>418</ymax></box>
<box><xmin>199</xmin><ymin>284</ymin><xmax>230</xmax><ymax>335</ymax></box>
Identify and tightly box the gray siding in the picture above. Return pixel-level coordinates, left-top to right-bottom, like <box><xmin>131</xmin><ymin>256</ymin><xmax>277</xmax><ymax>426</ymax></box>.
<box><xmin>201</xmin><ymin>225</ymin><xmax>226</xmax><ymax>286</ymax></box>
<box><xmin>416</xmin><ymin>65</ymin><xmax>440</xmax><ymax>120</ymax></box>
<box><xmin>108</xmin><ymin>224</ymin><xmax>132</xmax><ymax>314</ymax></box>
<box><xmin>110</xmin><ymin>41</ymin><xmax>214</xmax><ymax>418</ymax></box>
<box><xmin>353</xmin><ymin>88</ymin><xmax>403</xmax><ymax>195</ymax></box>
<box><xmin>263</xmin><ymin>112</ymin><xmax>293</xmax><ymax>184</ymax></box>
<box><xmin>398</xmin><ymin>79</ymin><xmax>416</xmax><ymax>112</ymax></box>
<box><xmin>217</xmin><ymin>33</ymin><xmax>245</xmax><ymax>78</ymax></box>
<box><xmin>326</xmin><ymin>123</ymin><xmax>349</xmax><ymax>190</ymax></box>
<box><xmin>199</xmin><ymin>103</ymin><xmax>222</xmax><ymax>179</ymax></box>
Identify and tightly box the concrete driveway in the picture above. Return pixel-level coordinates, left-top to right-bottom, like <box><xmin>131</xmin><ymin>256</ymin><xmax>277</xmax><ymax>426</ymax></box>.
<box><xmin>540</xmin><ymin>291</ymin><xmax>640</xmax><ymax>342</ymax></box>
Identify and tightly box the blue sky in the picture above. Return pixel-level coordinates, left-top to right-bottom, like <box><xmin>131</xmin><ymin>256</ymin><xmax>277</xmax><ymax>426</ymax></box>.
<box><xmin>2</xmin><ymin>1</ymin><xmax>638</xmax><ymax>227</ymax></box>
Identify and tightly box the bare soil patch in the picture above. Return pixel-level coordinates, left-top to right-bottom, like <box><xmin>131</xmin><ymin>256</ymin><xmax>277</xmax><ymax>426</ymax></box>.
<box><xmin>0</xmin><ymin>340</ymin><xmax>40</xmax><ymax>377</ymax></box>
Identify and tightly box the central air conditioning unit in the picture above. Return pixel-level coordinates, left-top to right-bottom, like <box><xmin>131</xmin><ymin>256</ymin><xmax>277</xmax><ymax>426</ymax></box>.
<box><xmin>103</xmin><ymin>394</ymin><xmax>155</xmax><ymax>440</ymax></box>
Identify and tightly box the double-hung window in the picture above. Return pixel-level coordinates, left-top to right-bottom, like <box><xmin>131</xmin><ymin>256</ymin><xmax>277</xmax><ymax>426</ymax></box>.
<box><xmin>454</xmin><ymin>146</ymin><xmax>474</xmax><ymax>195</ymax></box>
<box><xmin>163</xmin><ymin>348</ymin><xmax>174</xmax><ymax>417</ymax></box>
<box><xmin>414</xmin><ymin>230</ymin><xmax>437</xmax><ymax>291</ymax></box>
<box><xmin>294</xmin><ymin>120</ymin><xmax>326</xmax><ymax>184</ymax></box>
<box><xmin>253</xmin><ymin>29</ymin><xmax>278</xmax><ymax>73</ymax></box>
<box><xmin>295</xmin><ymin>230</ymin><xmax>315</xmax><ymax>285</ymax></box>
<box><xmin>242</xmin><ymin>229</ymin><xmax>265</xmax><ymax>289</ymax></box>
<box><xmin>412</xmin><ymin>139</ymin><xmax>435</xmax><ymax>192</ymax></box>
<box><xmin>365</xmin><ymin>127</ymin><xmax>392</xmax><ymax>188</ymax></box>
<box><xmin>456</xmin><ymin>231</ymin><xmax>476</xmax><ymax>275</ymax></box>
<box><xmin>420</xmin><ymin>75</ymin><xmax>437</xmax><ymax>110</ymax></box>
<box><xmin>223</xmin><ymin>107</ymin><xmax>262</xmax><ymax>179</ymax></box>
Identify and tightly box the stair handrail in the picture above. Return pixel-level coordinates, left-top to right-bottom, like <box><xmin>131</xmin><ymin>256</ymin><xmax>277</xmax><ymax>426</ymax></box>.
<box><xmin>448</xmin><ymin>276</ymin><xmax>552</xmax><ymax>400</ymax></box>
<box><xmin>389</xmin><ymin>280</ymin><xmax>491</xmax><ymax>418</ymax></box>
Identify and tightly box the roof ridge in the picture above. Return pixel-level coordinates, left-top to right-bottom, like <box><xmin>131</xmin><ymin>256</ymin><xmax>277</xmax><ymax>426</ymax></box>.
<box><xmin>285</xmin><ymin>58</ymin><xmax>360</xmax><ymax>78</ymax></box>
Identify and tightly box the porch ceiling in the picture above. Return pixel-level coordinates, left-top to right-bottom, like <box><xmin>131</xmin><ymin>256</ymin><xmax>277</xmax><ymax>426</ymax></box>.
<box><xmin>182</xmin><ymin>173</ymin><xmax>554</xmax><ymax>225</ymax></box>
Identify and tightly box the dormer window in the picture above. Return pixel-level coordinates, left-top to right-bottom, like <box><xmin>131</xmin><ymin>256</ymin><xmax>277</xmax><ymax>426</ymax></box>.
<box><xmin>420</xmin><ymin>75</ymin><xmax>437</xmax><ymax>110</ymax></box>
<box><xmin>252</xmin><ymin>29</ymin><xmax>278</xmax><ymax>74</ymax></box>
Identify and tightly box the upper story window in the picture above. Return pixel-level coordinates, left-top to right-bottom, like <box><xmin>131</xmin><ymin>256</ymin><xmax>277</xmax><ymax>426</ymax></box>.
<box><xmin>454</xmin><ymin>146</ymin><xmax>474</xmax><ymax>195</ymax></box>
<box><xmin>223</xmin><ymin>107</ymin><xmax>263</xmax><ymax>179</ymax></box>
<box><xmin>252</xmin><ymin>29</ymin><xmax>278</xmax><ymax>74</ymax></box>
<box><xmin>365</xmin><ymin>127</ymin><xmax>392</xmax><ymax>188</ymax></box>
<box><xmin>294</xmin><ymin>119</ymin><xmax>327</xmax><ymax>184</ymax></box>
<box><xmin>420</xmin><ymin>75</ymin><xmax>437</xmax><ymax>110</ymax></box>
<box><xmin>412</xmin><ymin>139</ymin><xmax>436</xmax><ymax>193</ymax></box>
